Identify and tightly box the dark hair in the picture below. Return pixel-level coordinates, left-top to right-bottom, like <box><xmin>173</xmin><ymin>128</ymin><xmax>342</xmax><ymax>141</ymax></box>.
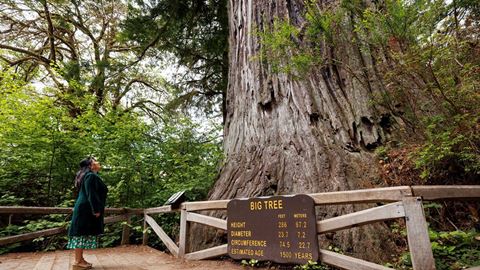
<box><xmin>74</xmin><ymin>157</ymin><xmax>95</xmax><ymax>188</ymax></box>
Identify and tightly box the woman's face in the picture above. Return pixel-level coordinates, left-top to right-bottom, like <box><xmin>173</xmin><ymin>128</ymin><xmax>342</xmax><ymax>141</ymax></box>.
<box><xmin>90</xmin><ymin>160</ymin><xmax>101</xmax><ymax>172</ymax></box>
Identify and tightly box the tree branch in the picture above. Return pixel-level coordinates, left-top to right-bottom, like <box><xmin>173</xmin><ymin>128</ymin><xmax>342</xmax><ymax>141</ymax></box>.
<box><xmin>52</xmin><ymin>33</ymin><xmax>78</xmax><ymax>59</ymax></box>
<box><xmin>0</xmin><ymin>55</ymin><xmax>14</xmax><ymax>65</ymax></box>
<box><xmin>115</xmin><ymin>78</ymin><xmax>166</xmax><ymax>105</ymax></box>
<box><xmin>0</xmin><ymin>44</ymin><xmax>51</xmax><ymax>64</ymax></box>
<box><xmin>41</xmin><ymin>0</ymin><xmax>56</xmax><ymax>63</ymax></box>
<box><xmin>124</xmin><ymin>99</ymin><xmax>165</xmax><ymax>116</ymax></box>
<box><xmin>42</xmin><ymin>63</ymin><xmax>66</xmax><ymax>90</ymax></box>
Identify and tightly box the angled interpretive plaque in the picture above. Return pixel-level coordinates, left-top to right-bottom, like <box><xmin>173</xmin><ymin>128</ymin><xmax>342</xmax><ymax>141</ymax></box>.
<box><xmin>227</xmin><ymin>194</ymin><xmax>318</xmax><ymax>264</ymax></box>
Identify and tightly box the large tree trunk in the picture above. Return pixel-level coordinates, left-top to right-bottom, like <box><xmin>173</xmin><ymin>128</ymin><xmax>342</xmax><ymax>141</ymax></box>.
<box><xmin>191</xmin><ymin>0</ymin><xmax>404</xmax><ymax>262</ymax></box>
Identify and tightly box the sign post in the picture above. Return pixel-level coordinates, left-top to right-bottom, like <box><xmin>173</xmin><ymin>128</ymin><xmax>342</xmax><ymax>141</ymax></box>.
<box><xmin>227</xmin><ymin>194</ymin><xmax>318</xmax><ymax>264</ymax></box>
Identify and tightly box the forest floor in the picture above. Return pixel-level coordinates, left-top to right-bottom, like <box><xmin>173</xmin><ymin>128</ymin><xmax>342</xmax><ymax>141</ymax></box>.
<box><xmin>0</xmin><ymin>245</ymin><xmax>272</xmax><ymax>270</ymax></box>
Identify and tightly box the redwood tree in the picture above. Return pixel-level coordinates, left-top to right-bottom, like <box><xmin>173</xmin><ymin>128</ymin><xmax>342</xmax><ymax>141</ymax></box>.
<box><xmin>194</xmin><ymin>0</ymin><xmax>404</xmax><ymax>262</ymax></box>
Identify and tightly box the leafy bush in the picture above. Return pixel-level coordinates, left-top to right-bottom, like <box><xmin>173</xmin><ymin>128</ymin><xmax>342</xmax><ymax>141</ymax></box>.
<box><xmin>389</xmin><ymin>202</ymin><xmax>480</xmax><ymax>269</ymax></box>
<box><xmin>430</xmin><ymin>230</ymin><xmax>480</xmax><ymax>270</ymax></box>
<box><xmin>415</xmin><ymin>114</ymin><xmax>479</xmax><ymax>180</ymax></box>
<box><xmin>394</xmin><ymin>229</ymin><xmax>480</xmax><ymax>270</ymax></box>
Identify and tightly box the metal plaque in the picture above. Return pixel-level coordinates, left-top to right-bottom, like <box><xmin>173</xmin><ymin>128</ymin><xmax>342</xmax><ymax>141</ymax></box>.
<box><xmin>227</xmin><ymin>194</ymin><xmax>318</xmax><ymax>264</ymax></box>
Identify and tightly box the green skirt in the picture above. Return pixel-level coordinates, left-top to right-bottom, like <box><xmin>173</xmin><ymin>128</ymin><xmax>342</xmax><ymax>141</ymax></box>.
<box><xmin>67</xmin><ymin>235</ymin><xmax>98</xmax><ymax>249</ymax></box>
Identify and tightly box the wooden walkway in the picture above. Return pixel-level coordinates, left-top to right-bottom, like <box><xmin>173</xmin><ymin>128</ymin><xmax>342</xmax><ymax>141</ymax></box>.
<box><xmin>0</xmin><ymin>245</ymin><xmax>250</xmax><ymax>270</ymax></box>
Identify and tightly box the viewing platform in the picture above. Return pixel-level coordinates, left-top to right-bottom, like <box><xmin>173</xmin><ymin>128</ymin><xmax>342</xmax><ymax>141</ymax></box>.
<box><xmin>1</xmin><ymin>185</ymin><xmax>479</xmax><ymax>270</ymax></box>
<box><xmin>0</xmin><ymin>245</ymin><xmax>249</xmax><ymax>270</ymax></box>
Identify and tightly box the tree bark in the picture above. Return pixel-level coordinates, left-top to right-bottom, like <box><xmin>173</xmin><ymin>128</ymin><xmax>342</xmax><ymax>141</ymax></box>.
<box><xmin>192</xmin><ymin>0</ymin><xmax>403</xmax><ymax>262</ymax></box>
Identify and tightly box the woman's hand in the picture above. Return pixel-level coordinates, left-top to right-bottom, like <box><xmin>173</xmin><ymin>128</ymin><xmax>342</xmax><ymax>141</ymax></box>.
<box><xmin>94</xmin><ymin>213</ymin><xmax>100</xmax><ymax>218</ymax></box>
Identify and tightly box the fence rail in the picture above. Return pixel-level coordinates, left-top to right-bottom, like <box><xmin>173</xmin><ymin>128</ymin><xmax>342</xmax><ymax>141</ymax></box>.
<box><xmin>142</xmin><ymin>185</ymin><xmax>480</xmax><ymax>270</ymax></box>
<box><xmin>0</xmin><ymin>206</ymin><xmax>143</xmax><ymax>215</ymax></box>
<box><xmin>0</xmin><ymin>207</ymin><xmax>142</xmax><ymax>246</ymax></box>
<box><xmin>1</xmin><ymin>185</ymin><xmax>479</xmax><ymax>270</ymax></box>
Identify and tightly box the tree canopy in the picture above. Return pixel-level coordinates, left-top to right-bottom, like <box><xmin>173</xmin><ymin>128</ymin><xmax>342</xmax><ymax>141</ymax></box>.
<box><xmin>122</xmin><ymin>0</ymin><xmax>228</xmax><ymax>119</ymax></box>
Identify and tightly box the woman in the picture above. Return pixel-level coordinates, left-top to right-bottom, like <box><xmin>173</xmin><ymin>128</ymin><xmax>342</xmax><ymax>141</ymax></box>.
<box><xmin>67</xmin><ymin>157</ymin><xmax>108</xmax><ymax>269</ymax></box>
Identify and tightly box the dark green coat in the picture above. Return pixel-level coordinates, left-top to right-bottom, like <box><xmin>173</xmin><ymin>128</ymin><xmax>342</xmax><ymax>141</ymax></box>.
<box><xmin>68</xmin><ymin>172</ymin><xmax>108</xmax><ymax>236</ymax></box>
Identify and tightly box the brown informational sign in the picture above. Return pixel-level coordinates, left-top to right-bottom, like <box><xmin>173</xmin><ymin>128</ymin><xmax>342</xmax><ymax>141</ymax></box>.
<box><xmin>227</xmin><ymin>194</ymin><xmax>318</xmax><ymax>264</ymax></box>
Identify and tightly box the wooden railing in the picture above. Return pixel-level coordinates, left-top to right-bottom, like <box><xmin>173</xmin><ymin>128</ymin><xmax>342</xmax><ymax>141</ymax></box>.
<box><xmin>1</xmin><ymin>185</ymin><xmax>479</xmax><ymax>270</ymax></box>
<box><xmin>0</xmin><ymin>207</ymin><xmax>143</xmax><ymax>246</ymax></box>
<box><xmin>142</xmin><ymin>185</ymin><xmax>480</xmax><ymax>270</ymax></box>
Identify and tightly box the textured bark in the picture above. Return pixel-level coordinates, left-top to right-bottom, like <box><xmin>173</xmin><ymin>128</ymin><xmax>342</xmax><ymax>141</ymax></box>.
<box><xmin>191</xmin><ymin>0</ymin><xmax>403</xmax><ymax>262</ymax></box>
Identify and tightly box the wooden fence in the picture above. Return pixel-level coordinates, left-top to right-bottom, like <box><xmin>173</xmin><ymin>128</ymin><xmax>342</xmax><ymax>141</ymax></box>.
<box><xmin>142</xmin><ymin>185</ymin><xmax>480</xmax><ymax>270</ymax></box>
<box><xmin>1</xmin><ymin>185</ymin><xmax>479</xmax><ymax>270</ymax></box>
<box><xmin>0</xmin><ymin>207</ymin><xmax>143</xmax><ymax>246</ymax></box>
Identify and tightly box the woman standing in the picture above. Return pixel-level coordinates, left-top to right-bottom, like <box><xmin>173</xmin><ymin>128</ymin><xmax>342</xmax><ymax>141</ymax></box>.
<box><xmin>67</xmin><ymin>157</ymin><xmax>108</xmax><ymax>269</ymax></box>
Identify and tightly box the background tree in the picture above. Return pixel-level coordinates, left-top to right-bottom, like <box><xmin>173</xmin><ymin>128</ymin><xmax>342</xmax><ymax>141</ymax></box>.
<box><xmin>0</xmin><ymin>0</ymin><xmax>167</xmax><ymax>117</ymax></box>
<box><xmin>122</xmin><ymin>0</ymin><xmax>228</xmax><ymax>120</ymax></box>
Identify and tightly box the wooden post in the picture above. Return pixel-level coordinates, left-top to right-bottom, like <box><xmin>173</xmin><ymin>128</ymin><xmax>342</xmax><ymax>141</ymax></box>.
<box><xmin>142</xmin><ymin>214</ymin><xmax>148</xmax><ymax>245</ymax></box>
<box><xmin>178</xmin><ymin>209</ymin><xmax>189</xmax><ymax>258</ymax></box>
<box><xmin>403</xmin><ymin>197</ymin><xmax>436</xmax><ymax>270</ymax></box>
<box><xmin>121</xmin><ymin>214</ymin><xmax>131</xmax><ymax>245</ymax></box>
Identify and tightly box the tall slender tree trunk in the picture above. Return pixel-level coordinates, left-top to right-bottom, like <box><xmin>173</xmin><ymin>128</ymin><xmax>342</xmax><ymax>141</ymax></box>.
<box><xmin>192</xmin><ymin>0</ymin><xmax>405</xmax><ymax>262</ymax></box>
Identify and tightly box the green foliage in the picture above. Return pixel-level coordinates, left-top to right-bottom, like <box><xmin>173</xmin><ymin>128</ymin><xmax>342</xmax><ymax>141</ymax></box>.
<box><xmin>351</xmin><ymin>0</ymin><xmax>480</xmax><ymax>182</ymax></box>
<box><xmin>327</xmin><ymin>245</ymin><xmax>344</xmax><ymax>254</ymax></box>
<box><xmin>257</xmin><ymin>0</ymin><xmax>479</xmax><ymax>182</ymax></box>
<box><xmin>0</xmin><ymin>67</ymin><xmax>223</xmax><ymax>252</ymax></box>
<box><xmin>241</xmin><ymin>259</ymin><xmax>259</xmax><ymax>267</ymax></box>
<box><xmin>374</xmin><ymin>145</ymin><xmax>390</xmax><ymax>161</ymax></box>
<box><xmin>0</xmin><ymin>69</ymin><xmax>66</xmax><ymax>206</ymax></box>
<box><xmin>394</xmin><ymin>229</ymin><xmax>480</xmax><ymax>270</ymax></box>
<box><xmin>0</xmin><ymin>192</ymin><xmax>23</xmax><ymax>206</ymax></box>
<box><xmin>305</xmin><ymin>1</ymin><xmax>343</xmax><ymax>45</ymax></box>
<box><xmin>0</xmin><ymin>0</ymin><xmax>172</xmax><ymax>118</ymax></box>
<box><xmin>257</xmin><ymin>4</ymin><xmax>343</xmax><ymax>77</ymax></box>
<box><xmin>294</xmin><ymin>260</ymin><xmax>331</xmax><ymax>270</ymax></box>
<box><xmin>257</xmin><ymin>17</ymin><xmax>308</xmax><ymax>74</ymax></box>
<box><xmin>151</xmin><ymin>118</ymin><xmax>222</xmax><ymax>202</ymax></box>
<box><xmin>0</xmin><ymin>67</ymin><xmax>222</xmax><ymax>205</ymax></box>
<box><xmin>430</xmin><ymin>230</ymin><xmax>480</xmax><ymax>270</ymax></box>
<box><xmin>101</xmin><ymin>224</ymin><xmax>123</xmax><ymax>248</ymax></box>
<box><xmin>390</xmin><ymin>201</ymin><xmax>480</xmax><ymax>269</ymax></box>
<box><xmin>415</xmin><ymin>114</ymin><xmax>479</xmax><ymax>179</ymax></box>
<box><xmin>353</xmin><ymin>0</ymin><xmax>439</xmax><ymax>47</ymax></box>
<box><xmin>0</xmin><ymin>214</ymin><xmax>69</xmax><ymax>254</ymax></box>
<box><xmin>122</xmin><ymin>0</ymin><xmax>228</xmax><ymax>116</ymax></box>
<box><xmin>0</xmin><ymin>0</ymin><xmax>225</xmax><ymax>255</ymax></box>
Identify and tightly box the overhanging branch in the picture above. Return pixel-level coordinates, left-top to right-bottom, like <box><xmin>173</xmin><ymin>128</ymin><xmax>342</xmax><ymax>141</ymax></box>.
<box><xmin>0</xmin><ymin>44</ymin><xmax>51</xmax><ymax>64</ymax></box>
<box><xmin>115</xmin><ymin>78</ymin><xmax>167</xmax><ymax>105</ymax></box>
